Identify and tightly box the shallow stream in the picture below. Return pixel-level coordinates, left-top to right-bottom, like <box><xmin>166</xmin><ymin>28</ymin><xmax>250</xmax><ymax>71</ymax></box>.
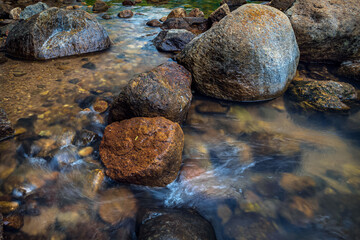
<box><xmin>1</xmin><ymin>1</ymin><xmax>360</xmax><ymax>239</ymax></box>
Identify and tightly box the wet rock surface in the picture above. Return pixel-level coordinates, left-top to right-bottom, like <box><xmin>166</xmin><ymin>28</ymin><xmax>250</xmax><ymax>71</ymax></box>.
<box><xmin>285</xmin><ymin>0</ymin><xmax>360</xmax><ymax>62</ymax></box>
<box><xmin>137</xmin><ymin>208</ymin><xmax>216</xmax><ymax>240</ymax></box>
<box><xmin>146</xmin><ymin>19</ymin><xmax>161</xmax><ymax>27</ymax></box>
<box><xmin>6</xmin><ymin>8</ymin><xmax>111</xmax><ymax>60</ymax></box>
<box><xmin>118</xmin><ymin>9</ymin><xmax>134</xmax><ymax>18</ymax></box>
<box><xmin>9</xmin><ymin>7</ymin><xmax>21</xmax><ymax>20</ymax></box>
<box><xmin>287</xmin><ymin>80</ymin><xmax>357</xmax><ymax>112</ymax></box>
<box><xmin>109</xmin><ymin>62</ymin><xmax>192</xmax><ymax>123</ymax></box>
<box><xmin>100</xmin><ymin>117</ymin><xmax>184</xmax><ymax>187</ymax></box>
<box><xmin>269</xmin><ymin>0</ymin><xmax>295</xmax><ymax>12</ymax></box>
<box><xmin>19</xmin><ymin>2</ymin><xmax>49</xmax><ymax>20</ymax></box>
<box><xmin>177</xmin><ymin>4</ymin><xmax>299</xmax><ymax>102</ymax></box>
<box><xmin>162</xmin><ymin>17</ymin><xmax>209</xmax><ymax>34</ymax></box>
<box><xmin>0</xmin><ymin>108</ymin><xmax>14</xmax><ymax>141</ymax></box>
<box><xmin>153</xmin><ymin>29</ymin><xmax>195</xmax><ymax>52</ymax></box>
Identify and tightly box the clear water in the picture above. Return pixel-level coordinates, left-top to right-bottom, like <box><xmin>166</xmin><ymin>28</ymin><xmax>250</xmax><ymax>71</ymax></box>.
<box><xmin>1</xmin><ymin>1</ymin><xmax>360</xmax><ymax>240</ymax></box>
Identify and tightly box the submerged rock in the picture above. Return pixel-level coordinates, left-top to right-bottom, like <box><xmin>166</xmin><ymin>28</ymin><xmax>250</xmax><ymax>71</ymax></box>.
<box><xmin>0</xmin><ymin>108</ymin><xmax>14</xmax><ymax>141</ymax></box>
<box><xmin>92</xmin><ymin>0</ymin><xmax>109</xmax><ymax>12</ymax></box>
<box><xmin>19</xmin><ymin>2</ymin><xmax>49</xmax><ymax>20</ymax></box>
<box><xmin>146</xmin><ymin>19</ymin><xmax>161</xmax><ymax>27</ymax></box>
<box><xmin>3</xmin><ymin>214</ymin><xmax>24</xmax><ymax>231</ymax></box>
<box><xmin>279</xmin><ymin>173</ymin><xmax>316</xmax><ymax>197</ymax></box>
<box><xmin>287</xmin><ymin>80</ymin><xmax>357</xmax><ymax>112</ymax></box>
<box><xmin>98</xmin><ymin>188</ymin><xmax>137</xmax><ymax>225</ymax></box>
<box><xmin>209</xmin><ymin>3</ymin><xmax>230</xmax><ymax>26</ymax></box>
<box><xmin>109</xmin><ymin>62</ymin><xmax>192</xmax><ymax>123</ymax></box>
<box><xmin>280</xmin><ymin>196</ymin><xmax>318</xmax><ymax>226</ymax></box>
<box><xmin>177</xmin><ymin>4</ymin><xmax>299</xmax><ymax>102</ymax></box>
<box><xmin>153</xmin><ymin>29</ymin><xmax>195</xmax><ymax>52</ymax></box>
<box><xmin>6</xmin><ymin>8</ymin><xmax>111</xmax><ymax>60</ymax></box>
<box><xmin>162</xmin><ymin>17</ymin><xmax>209</xmax><ymax>34</ymax></box>
<box><xmin>285</xmin><ymin>0</ymin><xmax>360</xmax><ymax>62</ymax></box>
<box><xmin>336</xmin><ymin>60</ymin><xmax>360</xmax><ymax>81</ymax></box>
<box><xmin>100</xmin><ymin>117</ymin><xmax>184</xmax><ymax>187</ymax></box>
<box><xmin>138</xmin><ymin>208</ymin><xmax>216</xmax><ymax>240</ymax></box>
<box><xmin>220</xmin><ymin>0</ymin><xmax>246</xmax><ymax>11</ymax></box>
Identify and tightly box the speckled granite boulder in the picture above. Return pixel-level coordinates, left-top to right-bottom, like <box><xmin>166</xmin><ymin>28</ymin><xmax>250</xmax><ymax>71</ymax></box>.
<box><xmin>6</xmin><ymin>8</ymin><xmax>111</xmax><ymax>60</ymax></box>
<box><xmin>177</xmin><ymin>4</ymin><xmax>299</xmax><ymax>102</ymax></box>
<box><xmin>19</xmin><ymin>2</ymin><xmax>49</xmax><ymax>20</ymax></box>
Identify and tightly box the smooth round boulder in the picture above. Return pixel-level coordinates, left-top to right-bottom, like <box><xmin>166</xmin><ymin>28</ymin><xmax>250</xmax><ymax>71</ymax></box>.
<box><xmin>100</xmin><ymin>117</ymin><xmax>184</xmax><ymax>187</ymax></box>
<box><xmin>176</xmin><ymin>4</ymin><xmax>299</xmax><ymax>101</ymax></box>
<box><xmin>109</xmin><ymin>62</ymin><xmax>192</xmax><ymax>123</ymax></box>
<box><xmin>92</xmin><ymin>0</ymin><xmax>109</xmax><ymax>12</ymax></box>
<box><xmin>118</xmin><ymin>9</ymin><xmax>133</xmax><ymax>18</ymax></box>
<box><xmin>285</xmin><ymin>0</ymin><xmax>360</xmax><ymax>62</ymax></box>
<box><xmin>5</xmin><ymin>7</ymin><xmax>111</xmax><ymax>60</ymax></box>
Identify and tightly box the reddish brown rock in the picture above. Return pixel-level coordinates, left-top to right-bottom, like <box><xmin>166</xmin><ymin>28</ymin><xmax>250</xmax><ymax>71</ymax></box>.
<box><xmin>109</xmin><ymin>62</ymin><xmax>192</xmax><ymax>123</ymax></box>
<box><xmin>122</xmin><ymin>0</ymin><xmax>136</xmax><ymax>6</ymax></box>
<box><xmin>118</xmin><ymin>10</ymin><xmax>134</xmax><ymax>18</ymax></box>
<box><xmin>167</xmin><ymin>8</ymin><xmax>186</xmax><ymax>19</ymax></box>
<box><xmin>100</xmin><ymin>117</ymin><xmax>184</xmax><ymax>187</ymax></box>
<box><xmin>3</xmin><ymin>214</ymin><xmax>24</xmax><ymax>230</ymax></box>
<box><xmin>146</xmin><ymin>19</ymin><xmax>162</xmax><ymax>27</ymax></box>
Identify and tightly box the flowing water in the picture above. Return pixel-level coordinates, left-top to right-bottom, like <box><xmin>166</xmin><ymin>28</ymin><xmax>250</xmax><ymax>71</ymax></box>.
<box><xmin>1</xmin><ymin>1</ymin><xmax>360</xmax><ymax>239</ymax></box>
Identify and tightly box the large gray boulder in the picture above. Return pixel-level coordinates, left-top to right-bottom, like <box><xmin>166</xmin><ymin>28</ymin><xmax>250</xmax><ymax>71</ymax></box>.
<box><xmin>19</xmin><ymin>2</ymin><xmax>49</xmax><ymax>20</ymax></box>
<box><xmin>6</xmin><ymin>7</ymin><xmax>111</xmax><ymax>60</ymax></box>
<box><xmin>176</xmin><ymin>4</ymin><xmax>299</xmax><ymax>102</ymax></box>
<box><xmin>285</xmin><ymin>0</ymin><xmax>360</xmax><ymax>62</ymax></box>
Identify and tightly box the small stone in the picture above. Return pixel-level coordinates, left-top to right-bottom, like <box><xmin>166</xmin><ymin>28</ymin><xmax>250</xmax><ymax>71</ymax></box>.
<box><xmin>3</xmin><ymin>214</ymin><xmax>24</xmax><ymax>230</ymax></box>
<box><xmin>122</xmin><ymin>0</ymin><xmax>136</xmax><ymax>6</ymax></box>
<box><xmin>146</xmin><ymin>19</ymin><xmax>161</xmax><ymax>27</ymax></box>
<box><xmin>13</xmin><ymin>70</ymin><xmax>26</xmax><ymax>77</ymax></box>
<box><xmin>118</xmin><ymin>10</ymin><xmax>133</xmax><ymax>18</ymax></box>
<box><xmin>14</xmin><ymin>127</ymin><xmax>26</xmax><ymax>135</ymax></box>
<box><xmin>167</xmin><ymin>8</ymin><xmax>186</xmax><ymax>19</ymax></box>
<box><xmin>195</xmin><ymin>101</ymin><xmax>229</xmax><ymax>114</ymax></box>
<box><xmin>98</xmin><ymin>188</ymin><xmax>137</xmax><ymax>225</ymax></box>
<box><xmin>78</xmin><ymin>146</ymin><xmax>93</xmax><ymax>157</ymax></box>
<box><xmin>72</xmin><ymin>129</ymin><xmax>100</xmax><ymax>147</ymax></box>
<box><xmin>68</xmin><ymin>78</ymin><xmax>80</xmax><ymax>84</ymax></box>
<box><xmin>187</xmin><ymin>8</ymin><xmax>204</xmax><ymax>18</ymax></box>
<box><xmin>82</xmin><ymin>62</ymin><xmax>96</xmax><ymax>70</ymax></box>
<box><xmin>93</xmin><ymin>99</ymin><xmax>108</xmax><ymax>113</ymax></box>
<box><xmin>280</xmin><ymin>173</ymin><xmax>316</xmax><ymax>197</ymax></box>
<box><xmin>84</xmin><ymin>169</ymin><xmax>105</xmax><ymax>198</ymax></box>
<box><xmin>159</xmin><ymin>16</ymin><xmax>167</xmax><ymax>22</ymax></box>
<box><xmin>153</xmin><ymin>29</ymin><xmax>195</xmax><ymax>52</ymax></box>
<box><xmin>102</xmin><ymin>14</ymin><xmax>112</xmax><ymax>19</ymax></box>
<box><xmin>9</xmin><ymin>7</ymin><xmax>21</xmax><ymax>20</ymax></box>
<box><xmin>0</xmin><ymin>201</ymin><xmax>19</xmax><ymax>214</ymax></box>
<box><xmin>92</xmin><ymin>0</ymin><xmax>109</xmax><ymax>12</ymax></box>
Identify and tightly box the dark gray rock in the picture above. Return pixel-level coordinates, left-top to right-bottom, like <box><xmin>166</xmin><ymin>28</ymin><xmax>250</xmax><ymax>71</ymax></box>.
<box><xmin>6</xmin><ymin>8</ymin><xmax>111</xmax><ymax>60</ymax></box>
<box><xmin>336</xmin><ymin>60</ymin><xmax>360</xmax><ymax>81</ymax></box>
<box><xmin>209</xmin><ymin>3</ymin><xmax>230</xmax><ymax>26</ymax></box>
<box><xmin>269</xmin><ymin>0</ymin><xmax>295</xmax><ymax>12</ymax></box>
<box><xmin>109</xmin><ymin>62</ymin><xmax>192</xmax><ymax>123</ymax></box>
<box><xmin>0</xmin><ymin>108</ymin><xmax>14</xmax><ymax>141</ymax></box>
<box><xmin>220</xmin><ymin>0</ymin><xmax>246</xmax><ymax>11</ymax></box>
<box><xmin>0</xmin><ymin>1</ymin><xmax>11</xmax><ymax>19</ymax></box>
<box><xmin>0</xmin><ymin>20</ymin><xmax>17</xmax><ymax>37</ymax></box>
<box><xmin>176</xmin><ymin>4</ymin><xmax>299</xmax><ymax>102</ymax></box>
<box><xmin>19</xmin><ymin>2</ymin><xmax>49</xmax><ymax>20</ymax></box>
<box><xmin>153</xmin><ymin>29</ymin><xmax>195</xmax><ymax>52</ymax></box>
<box><xmin>138</xmin><ymin>208</ymin><xmax>216</xmax><ymax>240</ymax></box>
<box><xmin>285</xmin><ymin>0</ymin><xmax>360</xmax><ymax>62</ymax></box>
<box><xmin>162</xmin><ymin>17</ymin><xmax>209</xmax><ymax>34</ymax></box>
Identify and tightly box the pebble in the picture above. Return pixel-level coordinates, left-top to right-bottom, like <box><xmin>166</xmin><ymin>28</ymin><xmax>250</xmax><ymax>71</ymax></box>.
<box><xmin>13</xmin><ymin>71</ymin><xmax>27</xmax><ymax>77</ymax></box>
<box><xmin>0</xmin><ymin>201</ymin><xmax>19</xmax><ymax>214</ymax></box>
<box><xmin>82</xmin><ymin>62</ymin><xmax>96</xmax><ymax>70</ymax></box>
<box><xmin>93</xmin><ymin>99</ymin><xmax>108</xmax><ymax>113</ymax></box>
<box><xmin>3</xmin><ymin>214</ymin><xmax>24</xmax><ymax>230</ymax></box>
<box><xmin>78</xmin><ymin>146</ymin><xmax>93</xmax><ymax>157</ymax></box>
